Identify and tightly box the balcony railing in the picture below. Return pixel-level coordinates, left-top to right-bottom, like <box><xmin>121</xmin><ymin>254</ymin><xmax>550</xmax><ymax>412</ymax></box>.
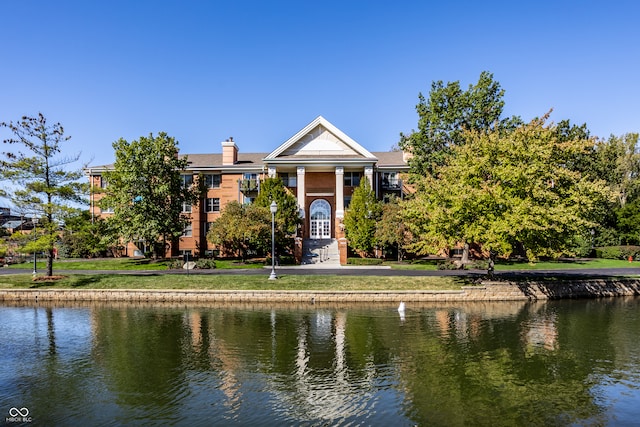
<box><xmin>381</xmin><ymin>178</ymin><xmax>402</xmax><ymax>190</ymax></box>
<box><xmin>239</xmin><ymin>179</ymin><xmax>260</xmax><ymax>193</ymax></box>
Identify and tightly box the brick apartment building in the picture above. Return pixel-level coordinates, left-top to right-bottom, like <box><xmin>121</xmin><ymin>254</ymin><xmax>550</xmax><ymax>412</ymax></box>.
<box><xmin>86</xmin><ymin>116</ymin><xmax>410</xmax><ymax>263</ymax></box>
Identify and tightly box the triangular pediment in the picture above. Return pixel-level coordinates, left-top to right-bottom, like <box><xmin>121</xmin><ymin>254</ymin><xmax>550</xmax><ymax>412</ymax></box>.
<box><xmin>265</xmin><ymin>116</ymin><xmax>376</xmax><ymax>160</ymax></box>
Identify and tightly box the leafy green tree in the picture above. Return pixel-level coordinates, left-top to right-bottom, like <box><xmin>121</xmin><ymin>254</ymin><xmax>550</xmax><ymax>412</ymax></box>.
<box><xmin>1</xmin><ymin>113</ymin><xmax>87</xmax><ymax>276</ymax></box>
<box><xmin>206</xmin><ymin>201</ymin><xmax>270</xmax><ymax>260</ymax></box>
<box><xmin>375</xmin><ymin>195</ymin><xmax>410</xmax><ymax>261</ymax></box>
<box><xmin>101</xmin><ymin>132</ymin><xmax>204</xmax><ymax>258</ymax></box>
<box><xmin>403</xmin><ymin>114</ymin><xmax>614</xmax><ymax>261</ymax></box>
<box><xmin>553</xmin><ymin>119</ymin><xmax>598</xmax><ymax>176</ymax></box>
<box><xmin>597</xmin><ymin>133</ymin><xmax>640</xmax><ymax>207</ymax></box>
<box><xmin>344</xmin><ymin>177</ymin><xmax>381</xmax><ymax>255</ymax></box>
<box><xmin>254</xmin><ymin>177</ymin><xmax>301</xmax><ymax>254</ymax></box>
<box><xmin>614</xmin><ymin>198</ymin><xmax>640</xmax><ymax>245</ymax></box>
<box><xmin>58</xmin><ymin>209</ymin><xmax>110</xmax><ymax>258</ymax></box>
<box><xmin>399</xmin><ymin>71</ymin><xmax>521</xmax><ymax>178</ymax></box>
<box><xmin>586</xmin><ymin>133</ymin><xmax>640</xmax><ymax>246</ymax></box>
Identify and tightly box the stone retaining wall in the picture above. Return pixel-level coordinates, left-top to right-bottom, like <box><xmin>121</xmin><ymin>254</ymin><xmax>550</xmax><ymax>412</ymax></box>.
<box><xmin>1</xmin><ymin>278</ymin><xmax>639</xmax><ymax>303</ymax></box>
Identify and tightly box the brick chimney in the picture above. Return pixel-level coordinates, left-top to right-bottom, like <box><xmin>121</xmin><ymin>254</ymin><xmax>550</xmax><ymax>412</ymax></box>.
<box><xmin>402</xmin><ymin>148</ymin><xmax>413</xmax><ymax>163</ymax></box>
<box><xmin>222</xmin><ymin>137</ymin><xmax>238</xmax><ymax>165</ymax></box>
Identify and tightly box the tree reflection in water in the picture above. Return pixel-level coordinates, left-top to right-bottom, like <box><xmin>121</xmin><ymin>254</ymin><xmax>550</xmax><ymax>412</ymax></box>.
<box><xmin>2</xmin><ymin>297</ymin><xmax>639</xmax><ymax>426</ymax></box>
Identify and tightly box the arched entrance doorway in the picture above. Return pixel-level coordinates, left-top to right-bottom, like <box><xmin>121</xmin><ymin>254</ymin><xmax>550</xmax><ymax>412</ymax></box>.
<box><xmin>309</xmin><ymin>199</ymin><xmax>331</xmax><ymax>239</ymax></box>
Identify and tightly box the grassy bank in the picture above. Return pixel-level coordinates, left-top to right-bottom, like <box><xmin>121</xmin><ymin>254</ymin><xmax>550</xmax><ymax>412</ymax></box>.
<box><xmin>0</xmin><ymin>273</ymin><xmax>467</xmax><ymax>291</ymax></box>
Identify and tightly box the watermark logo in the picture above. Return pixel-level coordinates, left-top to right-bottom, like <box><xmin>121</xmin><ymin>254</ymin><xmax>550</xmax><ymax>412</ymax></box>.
<box><xmin>6</xmin><ymin>407</ymin><xmax>32</xmax><ymax>423</ymax></box>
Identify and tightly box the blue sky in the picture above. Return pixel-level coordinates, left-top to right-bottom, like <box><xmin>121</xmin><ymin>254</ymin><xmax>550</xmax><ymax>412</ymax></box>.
<box><xmin>1</xmin><ymin>0</ymin><xmax>638</xmax><ymax>167</ymax></box>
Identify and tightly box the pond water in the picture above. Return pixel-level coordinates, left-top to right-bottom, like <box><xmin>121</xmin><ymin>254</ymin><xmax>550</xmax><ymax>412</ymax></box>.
<box><xmin>1</xmin><ymin>297</ymin><xmax>639</xmax><ymax>426</ymax></box>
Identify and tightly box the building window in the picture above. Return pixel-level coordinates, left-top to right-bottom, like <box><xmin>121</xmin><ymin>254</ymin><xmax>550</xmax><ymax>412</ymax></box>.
<box><xmin>344</xmin><ymin>196</ymin><xmax>352</xmax><ymax>209</ymax></box>
<box><xmin>204</xmin><ymin>222</ymin><xmax>213</xmax><ymax>235</ymax></box>
<box><xmin>279</xmin><ymin>172</ymin><xmax>297</xmax><ymax>187</ymax></box>
<box><xmin>181</xmin><ymin>174</ymin><xmax>194</xmax><ymax>187</ymax></box>
<box><xmin>98</xmin><ymin>199</ymin><xmax>114</xmax><ymax>213</ymax></box>
<box><xmin>344</xmin><ymin>172</ymin><xmax>362</xmax><ymax>187</ymax></box>
<box><xmin>205</xmin><ymin>174</ymin><xmax>221</xmax><ymax>189</ymax></box>
<box><xmin>182</xmin><ymin>223</ymin><xmax>192</xmax><ymax>237</ymax></box>
<box><xmin>182</xmin><ymin>201</ymin><xmax>192</xmax><ymax>213</ymax></box>
<box><xmin>99</xmin><ymin>176</ymin><xmax>108</xmax><ymax>189</ymax></box>
<box><xmin>205</xmin><ymin>198</ymin><xmax>220</xmax><ymax>212</ymax></box>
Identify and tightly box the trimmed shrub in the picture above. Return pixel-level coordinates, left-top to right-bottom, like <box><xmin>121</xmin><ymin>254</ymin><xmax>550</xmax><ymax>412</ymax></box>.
<box><xmin>467</xmin><ymin>259</ymin><xmax>490</xmax><ymax>270</ymax></box>
<box><xmin>437</xmin><ymin>259</ymin><xmax>461</xmax><ymax>270</ymax></box>
<box><xmin>195</xmin><ymin>259</ymin><xmax>217</xmax><ymax>269</ymax></box>
<box><xmin>347</xmin><ymin>257</ymin><xmax>384</xmax><ymax>265</ymax></box>
<box><xmin>167</xmin><ymin>258</ymin><xmax>184</xmax><ymax>269</ymax></box>
<box><xmin>436</xmin><ymin>259</ymin><xmax>489</xmax><ymax>270</ymax></box>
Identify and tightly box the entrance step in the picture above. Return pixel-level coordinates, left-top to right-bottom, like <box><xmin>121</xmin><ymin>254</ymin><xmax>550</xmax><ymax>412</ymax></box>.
<box><xmin>301</xmin><ymin>239</ymin><xmax>341</xmax><ymax>267</ymax></box>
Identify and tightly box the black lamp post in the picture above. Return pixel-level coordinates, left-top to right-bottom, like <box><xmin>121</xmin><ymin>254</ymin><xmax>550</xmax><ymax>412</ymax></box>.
<box><xmin>269</xmin><ymin>201</ymin><xmax>278</xmax><ymax>280</ymax></box>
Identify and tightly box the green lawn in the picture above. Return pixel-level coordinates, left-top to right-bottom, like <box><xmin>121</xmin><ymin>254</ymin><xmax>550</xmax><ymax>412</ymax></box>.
<box><xmin>493</xmin><ymin>258</ymin><xmax>639</xmax><ymax>270</ymax></box>
<box><xmin>386</xmin><ymin>258</ymin><xmax>639</xmax><ymax>271</ymax></box>
<box><xmin>0</xmin><ymin>273</ymin><xmax>467</xmax><ymax>291</ymax></box>
<box><xmin>6</xmin><ymin>256</ymin><xmax>638</xmax><ymax>273</ymax></box>
<box><xmin>7</xmin><ymin>258</ymin><xmax>169</xmax><ymax>270</ymax></box>
<box><xmin>212</xmin><ymin>259</ymin><xmax>266</xmax><ymax>269</ymax></box>
<box><xmin>7</xmin><ymin>258</ymin><xmax>264</xmax><ymax>271</ymax></box>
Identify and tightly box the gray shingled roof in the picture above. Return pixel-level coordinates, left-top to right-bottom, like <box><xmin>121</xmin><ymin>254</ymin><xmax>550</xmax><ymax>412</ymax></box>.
<box><xmin>183</xmin><ymin>153</ymin><xmax>267</xmax><ymax>169</ymax></box>
<box><xmin>88</xmin><ymin>150</ymin><xmax>407</xmax><ymax>171</ymax></box>
<box><xmin>371</xmin><ymin>151</ymin><xmax>408</xmax><ymax>168</ymax></box>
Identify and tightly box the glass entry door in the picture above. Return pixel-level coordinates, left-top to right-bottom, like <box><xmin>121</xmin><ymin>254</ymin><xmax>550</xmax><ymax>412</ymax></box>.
<box><xmin>309</xmin><ymin>199</ymin><xmax>331</xmax><ymax>239</ymax></box>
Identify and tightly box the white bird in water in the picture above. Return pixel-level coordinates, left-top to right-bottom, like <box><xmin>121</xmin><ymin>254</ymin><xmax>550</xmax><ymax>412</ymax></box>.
<box><xmin>398</xmin><ymin>302</ymin><xmax>406</xmax><ymax>321</ymax></box>
<box><xmin>398</xmin><ymin>302</ymin><xmax>405</xmax><ymax>313</ymax></box>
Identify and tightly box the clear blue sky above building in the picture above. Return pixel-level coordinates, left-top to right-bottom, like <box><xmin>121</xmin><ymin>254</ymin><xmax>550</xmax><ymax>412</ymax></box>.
<box><xmin>1</xmin><ymin>0</ymin><xmax>638</xmax><ymax>167</ymax></box>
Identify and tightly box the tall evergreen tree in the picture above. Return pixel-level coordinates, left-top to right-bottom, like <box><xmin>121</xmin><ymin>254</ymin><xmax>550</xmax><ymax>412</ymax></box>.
<box><xmin>1</xmin><ymin>113</ymin><xmax>87</xmax><ymax>276</ymax></box>
<box><xmin>343</xmin><ymin>177</ymin><xmax>380</xmax><ymax>255</ymax></box>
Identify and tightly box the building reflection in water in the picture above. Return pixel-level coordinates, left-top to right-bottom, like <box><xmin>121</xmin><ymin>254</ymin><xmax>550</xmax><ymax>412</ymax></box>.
<box><xmin>522</xmin><ymin>310</ymin><xmax>558</xmax><ymax>352</ymax></box>
<box><xmin>185</xmin><ymin>310</ymin><xmax>243</xmax><ymax>415</ymax></box>
<box><xmin>182</xmin><ymin>308</ymin><xmax>371</xmax><ymax>423</ymax></box>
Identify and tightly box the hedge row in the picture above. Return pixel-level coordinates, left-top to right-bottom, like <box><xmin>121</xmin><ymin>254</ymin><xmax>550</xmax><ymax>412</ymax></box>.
<box><xmin>347</xmin><ymin>257</ymin><xmax>385</xmax><ymax>265</ymax></box>
<box><xmin>594</xmin><ymin>246</ymin><xmax>640</xmax><ymax>260</ymax></box>
<box><xmin>167</xmin><ymin>258</ymin><xmax>217</xmax><ymax>269</ymax></box>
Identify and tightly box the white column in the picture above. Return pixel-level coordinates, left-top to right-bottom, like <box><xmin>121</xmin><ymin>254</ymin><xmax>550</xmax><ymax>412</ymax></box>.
<box><xmin>364</xmin><ymin>166</ymin><xmax>374</xmax><ymax>189</ymax></box>
<box><xmin>335</xmin><ymin>166</ymin><xmax>344</xmax><ymax>218</ymax></box>
<box><xmin>297</xmin><ymin>166</ymin><xmax>306</xmax><ymax>218</ymax></box>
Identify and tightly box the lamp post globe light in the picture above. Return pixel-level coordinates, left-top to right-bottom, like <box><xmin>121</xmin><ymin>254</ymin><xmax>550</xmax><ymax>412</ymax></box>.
<box><xmin>269</xmin><ymin>200</ymin><xmax>278</xmax><ymax>280</ymax></box>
